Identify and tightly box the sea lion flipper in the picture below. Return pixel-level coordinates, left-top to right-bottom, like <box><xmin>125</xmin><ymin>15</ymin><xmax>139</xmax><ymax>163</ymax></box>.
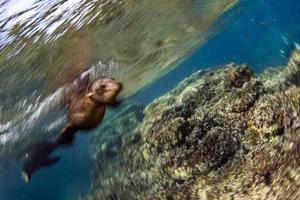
<box><xmin>22</xmin><ymin>139</ymin><xmax>58</xmax><ymax>182</ymax></box>
<box><xmin>60</xmin><ymin>73</ymin><xmax>90</xmax><ymax>108</ymax></box>
<box><xmin>44</xmin><ymin>156</ymin><xmax>61</xmax><ymax>167</ymax></box>
<box><xmin>108</xmin><ymin>99</ymin><xmax>123</xmax><ymax>108</ymax></box>
<box><xmin>56</xmin><ymin>123</ymin><xmax>77</xmax><ymax>146</ymax></box>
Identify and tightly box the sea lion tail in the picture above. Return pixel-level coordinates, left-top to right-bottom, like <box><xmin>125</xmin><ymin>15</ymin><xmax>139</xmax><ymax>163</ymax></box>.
<box><xmin>21</xmin><ymin>171</ymin><xmax>30</xmax><ymax>183</ymax></box>
<box><xmin>21</xmin><ymin>139</ymin><xmax>59</xmax><ymax>183</ymax></box>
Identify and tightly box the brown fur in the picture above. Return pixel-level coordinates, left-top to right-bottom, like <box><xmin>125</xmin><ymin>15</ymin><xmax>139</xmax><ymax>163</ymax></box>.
<box><xmin>22</xmin><ymin>77</ymin><xmax>122</xmax><ymax>182</ymax></box>
<box><xmin>57</xmin><ymin>77</ymin><xmax>122</xmax><ymax>144</ymax></box>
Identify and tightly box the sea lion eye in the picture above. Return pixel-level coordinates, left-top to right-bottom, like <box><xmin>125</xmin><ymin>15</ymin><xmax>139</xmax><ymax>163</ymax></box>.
<box><xmin>99</xmin><ymin>85</ymin><xmax>106</xmax><ymax>89</ymax></box>
<box><xmin>95</xmin><ymin>84</ymin><xmax>105</xmax><ymax>90</ymax></box>
<box><xmin>95</xmin><ymin>85</ymin><xmax>105</xmax><ymax>93</ymax></box>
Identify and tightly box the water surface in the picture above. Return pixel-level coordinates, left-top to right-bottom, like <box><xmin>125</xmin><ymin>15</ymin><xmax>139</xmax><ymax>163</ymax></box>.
<box><xmin>0</xmin><ymin>0</ymin><xmax>300</xmax><ymax>199</ymax></box>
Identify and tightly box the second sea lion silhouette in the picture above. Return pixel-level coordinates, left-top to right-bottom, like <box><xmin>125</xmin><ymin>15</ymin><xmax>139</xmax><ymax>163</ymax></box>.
<box><xmin>22</xmin><ymin>76</ymin><xmax>122</xmax><ymax>182</ymax></box>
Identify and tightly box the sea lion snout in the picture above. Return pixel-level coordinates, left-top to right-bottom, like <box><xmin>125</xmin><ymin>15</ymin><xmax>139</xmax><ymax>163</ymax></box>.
<box><xmin>117</xmin><ymin>82</ymin><xmax>123</xmax><ymax>91</ymax></box>
<box><xmin>105</xmin><ymin>78</ymin><xmax>122</xmax><ymax>91</ymax></box>
<box><xmin>112</xmin><ymin>81</ymin><xmax>123</xmax><ymax>94</ymax></box>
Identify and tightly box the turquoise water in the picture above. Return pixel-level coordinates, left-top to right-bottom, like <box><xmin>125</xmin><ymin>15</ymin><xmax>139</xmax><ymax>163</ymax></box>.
<box><xmin>135</xmin><ymin>0</ymin><xmax>300</xmax><ymax>103</ymax></box>
<box><xmin>0</xmin><ymin>0</ymin><xmax>300</xmax><ymax>199</ymax></box>
<box><xmin>0</xmin><ymin>135</ymin><xmax>91</xmax><ymax>200</ymax></box>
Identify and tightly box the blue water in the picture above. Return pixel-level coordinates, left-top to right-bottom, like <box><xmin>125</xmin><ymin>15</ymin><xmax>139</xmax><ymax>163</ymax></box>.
<box><xmin>1</xmin><ymin>0</ymin><xmax>300</xmax><ymax>199</ymax></box>
<box><xmin>0</xmin><ymin>135</ymin><xmax>91</xmax><ymax>200</ymax></box>
<box><xmin>135</xmin><ymin>0</ymin><xmax>300</xmax><ymax>103</ymax></box>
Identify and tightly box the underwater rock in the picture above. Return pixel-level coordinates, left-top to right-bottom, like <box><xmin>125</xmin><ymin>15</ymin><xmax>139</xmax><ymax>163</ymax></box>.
<box><xmin>87</xmin><ymin>102</ymin><xmax>145</xmax><ymax>192</ymax></box>
<box><xmin>261</xmin><ymin>49</ymin><xmax>300</xmax><ymax>92</ymax></box>
<box><xmin>83</xmin><ymin>50</ymin><xmax>300</xmax><ymax>200</ymax></box>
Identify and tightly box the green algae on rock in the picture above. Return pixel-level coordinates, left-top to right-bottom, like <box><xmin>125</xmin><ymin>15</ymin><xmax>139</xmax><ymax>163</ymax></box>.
<box><xmin>82</xmin><ymin>49</ymin><xmax>300</xmax><ymax>200</ymax></box>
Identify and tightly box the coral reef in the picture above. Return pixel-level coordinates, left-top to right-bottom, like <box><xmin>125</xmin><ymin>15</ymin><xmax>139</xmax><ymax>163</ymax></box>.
<box><xmin>83</xmin><ymin>49</ymin><xmax>300</xmax><ymax>200</ymax></box>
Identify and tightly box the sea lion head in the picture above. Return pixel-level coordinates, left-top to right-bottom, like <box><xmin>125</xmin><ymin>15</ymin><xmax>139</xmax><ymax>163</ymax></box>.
<box><xmin>87</xmin><ymin>78</ymin><xmax>122</xmax><ymax>104</ymax></box>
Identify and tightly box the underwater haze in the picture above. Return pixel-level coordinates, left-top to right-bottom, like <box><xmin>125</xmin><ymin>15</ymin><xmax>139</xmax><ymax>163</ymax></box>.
<box><xmin>0</xmin><ymin>0</ymin><xmax>300</xmax><ymax>199</ymax></box>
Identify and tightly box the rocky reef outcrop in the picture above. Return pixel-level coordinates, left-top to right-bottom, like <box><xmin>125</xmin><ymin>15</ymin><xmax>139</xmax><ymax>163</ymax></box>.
<box><xmin>82</xmin><ymin>49</ymin><xmax>300</xmax><ymax>200</ymax></box>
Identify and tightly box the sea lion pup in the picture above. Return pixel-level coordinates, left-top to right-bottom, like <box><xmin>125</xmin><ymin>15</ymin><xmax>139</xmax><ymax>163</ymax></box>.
<box><xmin>22</xmin><ymin>77</ymin><xmax>123</xmax><ymax>182</ymax></box>
<box><xmin>57</xmin><ymin>77</ymin><xmax>123</xmax><ymax>145</ymax></box>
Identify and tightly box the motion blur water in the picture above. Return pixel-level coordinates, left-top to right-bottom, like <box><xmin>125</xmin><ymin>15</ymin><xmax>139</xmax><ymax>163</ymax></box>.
<box><xmin>0</xmin><ymin>0</ymin><xmax>241</xmax><ymax>199</ymax></box>
<box><xmin>0</xmin><ymin>0</ymin><xmax>239</xmax><ymax>160</ymax></box>
<box><xmin>0</xmin><ymin>0</ymin><xmax>299</xmax><ymax>199</ymax></box>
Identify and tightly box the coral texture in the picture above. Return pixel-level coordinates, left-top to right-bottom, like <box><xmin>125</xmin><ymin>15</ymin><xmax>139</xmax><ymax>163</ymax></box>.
<box><xmin>83</xmin><ymin>50</ymin><xmax>300</xmax><ymax>200</ymax></box>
